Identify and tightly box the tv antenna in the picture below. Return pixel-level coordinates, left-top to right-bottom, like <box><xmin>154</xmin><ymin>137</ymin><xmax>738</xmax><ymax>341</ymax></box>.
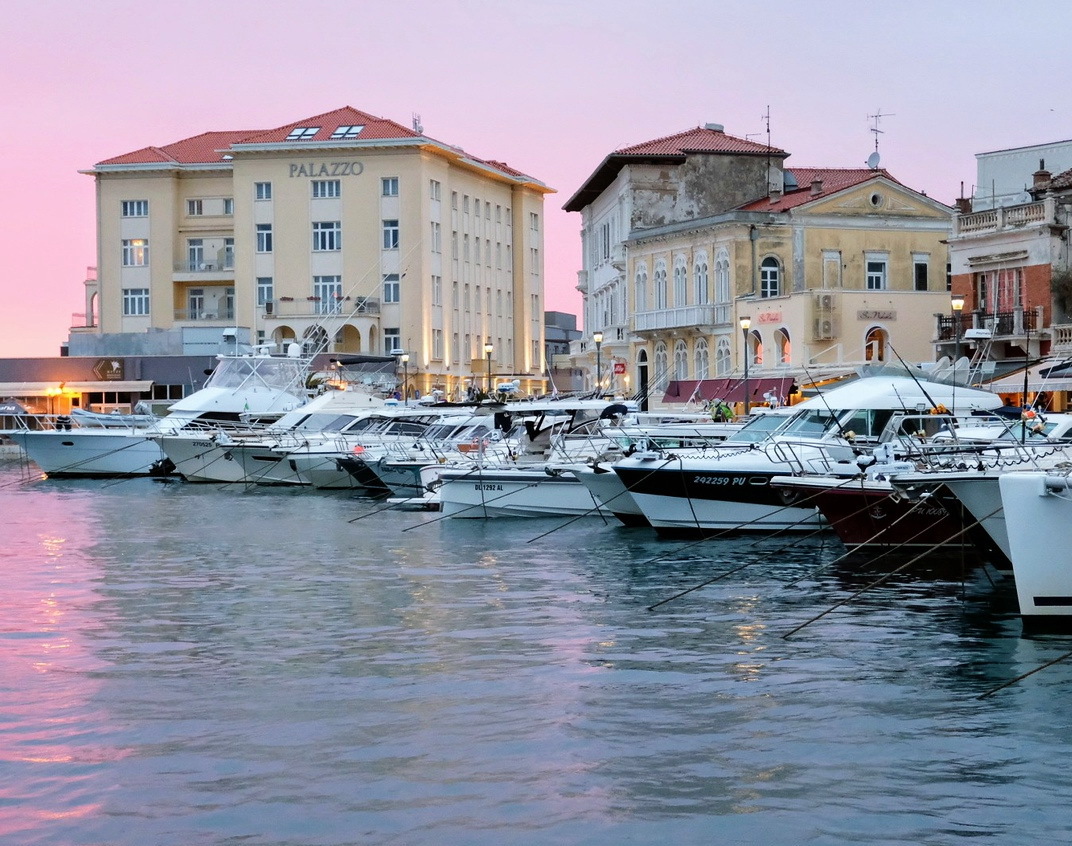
<box><xmin>412</xmin><ymin>112</ymin><xmax>423</xmax><ymax>134</ymax></box>
<box><xmin>866</xmin><ymin>108</ymin><xmax>893</xmax><ymax>169</ymax></box>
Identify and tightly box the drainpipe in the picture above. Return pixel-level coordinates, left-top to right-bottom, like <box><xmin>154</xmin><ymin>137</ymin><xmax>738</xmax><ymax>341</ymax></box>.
<box><xmin>749</xmin><ymin>224</ymin><xmax>758</xmax><ymax>296</ymax></box>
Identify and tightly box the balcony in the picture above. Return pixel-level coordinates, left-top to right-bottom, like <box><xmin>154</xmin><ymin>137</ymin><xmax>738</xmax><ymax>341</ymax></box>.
<box><xmin>935</xmin><ymin>307</ymin><xmax>1041</xmax><ymax>341</ymax></box>
<box><xmin>173</xmin><ymin>258</ymin><xmax>235</xmax><ymax>275</ymax></box>
<box><xmin>174</xmin><ymin>307</ymin><xmax>236</xmax><ymax>322</ymax></box>
<box><xmin>954</xmin><ymin>198</ymin><xmax>1057</xmax><ymax>237</ymax></box>
<box><xmin>266</xmin><ymin>297</ymin><xmax>380</xmax><ymax>319</ymax></box>
<box><xmin>633</xmin><ymin>303</ymin><xmax>730</xmax><ymax>333</ymax></box>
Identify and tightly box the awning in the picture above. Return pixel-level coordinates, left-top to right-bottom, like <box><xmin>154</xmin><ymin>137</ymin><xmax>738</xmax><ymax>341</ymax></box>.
<box><xmin>61</xmin><ymin>381</ymin><xmax>154</xmax><ymax>393</ymax></box>
<box><xmin>0</xmin><ymin>380</ymin><xmax>154</xmax><ymax>397</ymax></box>
<box><xmin>662</xmin><ymin>377</ymin><xmax>796</xmax><ymax>404</ymax></box>
<box><xmin>987</xmin><ymin>361</ymin><xmax>1072</xmax><ymax>393</ymax></box>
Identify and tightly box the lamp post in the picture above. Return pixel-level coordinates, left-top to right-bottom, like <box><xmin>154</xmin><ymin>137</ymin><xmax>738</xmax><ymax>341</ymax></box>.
<box><xmin>950</xmin><ymin>294</ymin><xmax>965</xmax><ymax>387</ymax></box>
<box><xmin>484</xmin><ymin>341</ymin><xmax>493</xmax><ymax>394</ymax></box>
<box><xmin>400</xmin><ymin>353</ymin><xmax>409</xmax><ymax>405</ymax></box>
<box><xmin>740</xmin><ymin>315</ymin><xmax>752</xmax><ymax>416</ymax></box>
<box><xmin>593</xmin><ymin>331</ymin><xmax>603</xmax><ymax>396</ymax></box>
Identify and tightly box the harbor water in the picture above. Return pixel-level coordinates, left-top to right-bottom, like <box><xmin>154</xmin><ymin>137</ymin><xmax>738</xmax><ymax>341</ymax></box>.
<box><xmin>2</xmin><ymin>462</ymin><xmax>1071</xmax><ymax>845</ymax></box>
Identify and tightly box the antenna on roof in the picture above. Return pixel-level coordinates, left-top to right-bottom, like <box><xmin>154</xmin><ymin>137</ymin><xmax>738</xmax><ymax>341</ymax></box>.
<box><xmin>762</xmin><ymin>105</ymin><xmax>778</xmax><ymax>197</ymax></box>
<box><xmin>866</xmin><ymin>108</ymin><xmax>894</xmax><ymax>168</ymax></box>
<box><xmin>412</xmin><ymin>113</ymin><xmax>423</xmax><ymax>134</ymax></box>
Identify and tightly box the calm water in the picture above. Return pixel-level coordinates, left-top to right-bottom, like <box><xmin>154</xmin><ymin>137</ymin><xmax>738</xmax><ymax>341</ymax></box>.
<box><xmin>2</xmin><ymin>461</ymin><xmax>1071</xmax><ymax>846</ymax></box>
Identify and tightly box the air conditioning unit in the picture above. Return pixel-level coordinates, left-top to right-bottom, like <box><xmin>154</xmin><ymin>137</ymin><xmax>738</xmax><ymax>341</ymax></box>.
<box><xmin>815</xmin><ymin>292</ymin><xmax>835</xmax><ymax>311</ymax></box>
<box><xmin>813</xmin><ymin>318</ymin><xmax>836</xmax><ymax>340</ymax></box>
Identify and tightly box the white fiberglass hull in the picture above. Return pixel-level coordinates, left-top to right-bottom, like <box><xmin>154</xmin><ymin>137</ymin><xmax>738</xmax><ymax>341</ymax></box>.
<box><xmin>9</xmin><ymin>429</ymin><xmax>164</xmax><ymax>477</ymax></box>
<box><xmin>999</xmin><ymin>472</ymin><xmax>1072</xmax><ymax>631</ymax></box>
<box><xmin>570</xmin><ymin>464</ymin><xmax>647</xmax><ymax>526</ymax></box>
<box><xmin>438</xmin><ymin>467</ymin><xmax>607</xmax><ymax>519</ymax></box>
<box><xmin>157</xmin><ymin>434</ymin><xmax>249</xmax><ymax>483</ymax></box>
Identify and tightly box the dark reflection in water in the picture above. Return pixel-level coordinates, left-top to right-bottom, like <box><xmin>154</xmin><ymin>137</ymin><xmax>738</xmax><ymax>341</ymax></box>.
<box><xmin>1</xmin><ymin>465</ymin><xmax>1071</xmax><ymax>845</ymax></box>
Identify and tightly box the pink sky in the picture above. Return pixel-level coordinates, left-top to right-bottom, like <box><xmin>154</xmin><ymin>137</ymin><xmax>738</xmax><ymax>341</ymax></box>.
<box><xmin>2</xmin><ymin>0</ymin><xmax>1070</xmax><ymax>358</ymax></box>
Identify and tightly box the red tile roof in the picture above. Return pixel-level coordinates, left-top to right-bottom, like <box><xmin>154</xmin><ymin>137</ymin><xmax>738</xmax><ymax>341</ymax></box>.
<box><xmin>565</xmin><ymin>124</ymin><xmax>787</xmax><ymax>212</ymax></box>
<box><xmin>737</xmin><ymin>167</ymin><xmax>902</xmax><ymax>212</ymax></box>
<box><xmin>236</xmin><ymin>105</ymin><xmax>418</xmax><ymax>145</ymax></box>
<box><xmin>615</xmin><ymin>125</ymin><xmax>785</xmax><ymax>157</ymax></box>
<box><xmin>97</xmin><ymin>131</ymin><xmax>256</xmax><ymax>166</ymax></box>
<box><xmin>93</xmin><ymin>107</ymin><xmax>541</xmax><ymax>186</ymax></box>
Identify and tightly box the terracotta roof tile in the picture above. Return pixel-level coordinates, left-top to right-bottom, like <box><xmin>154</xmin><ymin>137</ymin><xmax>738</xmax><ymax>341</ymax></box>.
<box><xmin>238</xmin><ymin>105</ymin><xmax>419</xmax><ymax>144</ymax></box>
<box><xmin>737</xmin><ymin>167</ymin><xmax>902</xmax><ymax>212</ymax></box>
<box><xmin>615</xmin><ymin>125</ymin><xmax>786</xmax><ymax>157</ymax></box>
<box><xmin>1049</xmin><ymin>167</ymin><xmax>1072</xmax><ymax>190</ymax></box>
<box><xmin>97</xmin><ymin>131</ymin><xmax>258</xmax><ymax>166</ymax></box>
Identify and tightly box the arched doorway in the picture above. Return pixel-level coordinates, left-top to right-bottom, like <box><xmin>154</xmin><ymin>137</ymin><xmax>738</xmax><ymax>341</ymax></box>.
<box><xmin>636</xmin><ymin>349</ymin><xmax>649</xmax><ymax>412</ymax></box>
<box><xmin>865</xmin><ymin>326</ymin><xmax>889</xmax><ymax>362</ymax></box>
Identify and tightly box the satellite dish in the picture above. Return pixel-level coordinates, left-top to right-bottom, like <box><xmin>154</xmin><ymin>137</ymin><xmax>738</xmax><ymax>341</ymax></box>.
<box><xmin>866</xmin><ymin>151</ymin><xmax>881</xmax><ymax>170</ymax></box>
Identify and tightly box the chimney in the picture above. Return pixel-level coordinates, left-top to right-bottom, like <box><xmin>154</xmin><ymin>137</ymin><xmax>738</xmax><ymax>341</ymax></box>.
<box><xmin>1033</xmin><ymin>158</ymin><xmax>1052</xmax><ymax>191</ymax></box>
<box><xmin>810</xmin><ymin>178</ymin><xmax>823</xmax><ymax>197</ymax></box>
<box><xmin>769</xmin><ymin>187</ymin><xmax>782</xmax><ymax>204</ymax></box>
<box><xmin>955</xmin><ymin>197</ymin><xmax>973</xmax><ymax>214</ymax></box>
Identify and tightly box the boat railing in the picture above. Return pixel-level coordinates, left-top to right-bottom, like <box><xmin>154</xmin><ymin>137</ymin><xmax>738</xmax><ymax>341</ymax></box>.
<box><xmin>3</xmin><ymin>412</ymin><xmax>157</xmax><ymax>434</ymax></box>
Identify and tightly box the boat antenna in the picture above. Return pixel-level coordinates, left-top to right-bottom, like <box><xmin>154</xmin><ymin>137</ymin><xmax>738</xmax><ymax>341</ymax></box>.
<box><xmin>886</xmin><ymin>343</ymin><xmax>941</xmax><ymax>412</ymax></box>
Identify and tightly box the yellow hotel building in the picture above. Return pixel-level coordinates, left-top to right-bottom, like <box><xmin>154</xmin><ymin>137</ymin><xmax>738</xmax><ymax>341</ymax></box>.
<box><xmin>79</xmin><ymin>106</ymin><xmax>552</xmax><ymax>397</ymax></box>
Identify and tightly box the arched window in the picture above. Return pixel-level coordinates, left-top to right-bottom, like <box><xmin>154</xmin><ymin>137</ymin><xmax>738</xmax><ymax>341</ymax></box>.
<box><xmin>865</xmin><ymin>326</ymin><xmax>888</xmax><ymax>362</ymax></box>
<box><xmin>715</xmin><ymin>337</ymin><xmax>732</xmax><ymax>375</ymax></box>
<box><xmin>674</xmin><ymin>339</ymin><xmax>688</xmax><ymax>381</ymax></box>
<box><xmin>775</xmin><ymin>328</ymin><xmax>791</xmax><ymax>365</ymax></box>
<box><xmin>654</xmin><ymin>341</ymin><xmax>668</xmax><ymax>388</ymax></box>
<box><xmin>760</xmin><ymin>256</ymin><xmax>781</xmax><ymax>298</ymax></box>
<box><xmin>694</xmin><ymin>252</ymin><xmax>709</xmax><ymax>304</ymax></box>
<box><xmin>749</xmin><ymin>330</ymin><xmax>764</xmax><ymax>366</ymax></box>
<box><xmin>634</xmin><ymin>264</ymin><xmax>648</xmax><ymax>312</ymax></box>
<box><xmin>654</xmin><ymin>261</ymin><xmax>668</xmax><ymax>309</ymax></box>
<box><xmin>715</xmin><ymin>251</ymin><xmax>731</xmax><ymax>303</ymax></box>
<box><xmin>694</xmin><ymin>337</ymin><xmax>710</xmax><ymax>379</ymax></box>
<box><xmin>673</xmin><ymin>258</ymin><xmax>688</xmax><ymax>307</ymax></box>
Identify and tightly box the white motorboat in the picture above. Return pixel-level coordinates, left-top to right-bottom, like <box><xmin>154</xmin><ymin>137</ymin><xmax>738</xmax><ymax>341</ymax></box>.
<box><xmin>999</xmin><ymin>471</ymin><xmax>1072</xmax><ymax>631</ymax></box>
<box><xmin>611</xmin><ymin>376</ymin><xmax>1003</xmax><ymax>537</ymax></box>
<box><xmin>7</xmin><ymin>351</ymin><xmax>312</xmax><ymax>478</ymax></box>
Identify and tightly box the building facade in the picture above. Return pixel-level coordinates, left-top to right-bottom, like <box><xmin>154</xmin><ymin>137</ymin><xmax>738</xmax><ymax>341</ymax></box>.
<box><xmin>566</xmin><ymin>124</ymin><xmax>954</xmax><ymax>406</ymax></box>
<box><xmin>76</xmin><ymin>106</ymin><xmax>552</xmax><ymax>399</ymax></box>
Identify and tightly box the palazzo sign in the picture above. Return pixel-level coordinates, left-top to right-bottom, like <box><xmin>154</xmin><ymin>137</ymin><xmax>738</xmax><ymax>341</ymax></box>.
<box><xmin>289</xmin><ymin>162</ymin><xmax>364</xmax><ymax>177</ymax></box>
<box><xmin>857</xmin><ymin>310</ymin><xmax>896</xmax><ymax>321</ymax></box>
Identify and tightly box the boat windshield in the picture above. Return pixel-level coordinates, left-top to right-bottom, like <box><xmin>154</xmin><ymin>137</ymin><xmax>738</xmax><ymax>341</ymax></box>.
<box><xmin>206</xmin><ymin>356</ymin><xmax>306</xmax><ymax>392</ymax></box>
<box><xmin>777</xmin><ymin>408</ymin><xmax>846</xmax><ymax>439</ymax></box>
<box><xmin>723</xmin><ymin>413</ymin><xmax>792</xmax><ymax>444</ymax></box>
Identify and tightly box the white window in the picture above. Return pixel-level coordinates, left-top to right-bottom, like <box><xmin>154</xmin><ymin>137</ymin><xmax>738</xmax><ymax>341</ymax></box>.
<box><xmin>673</xmin><ymin>259</ymin><xmax>688</xmax><ymax>306</ymax></box>
<box><xmin>330</xmin><ymin>124</ymin><xmax>363</xmax><ymax>139</ymax></box>
<box><xmin>694</xmin><ymin>256</ymin><xmax>709</xmax><ymax>304</ymax></box>
<box><xmin>256</xmin><ymin>224</ymin><xmax>273</xmax><ymax>253</ymax></box>
<box><xmin>187</xmin><ymin>238</ymin><xmax>204</xmax><ymax>269</ymax></box>
<box><xmin>384</xmin><ymin>328</ymin><xmax>401</xmax><ymax>356</ymax></box>
<box><xmin>121</xmin><ymin>239</ymin><xmax>149</xmax><ymax>266</ymax></box>
<box><xmin>430</xmin><ymin>221</ymin><xmax>442</xmax><ymax>253</ymax></box>
<box><xmin>257</xmin><ymin>277</ymin><xmax>273</xmax><ymax>305</ymax></box>
<box><xmin>653</xmin><ymin>342</ymin><xmax>668</xmax><ymax>387</ymax></box>
<box><xmin>430</xmin><ymin>179</ymin><xmax>441</xmax><ymax>201</ymax></box>
<box><xmin>432</xmin><ymin>329</ymin><xmax>443</xmax><ymax>360</ymax></box>
<box><xmin>694</xmin><ymin>338</ymin><xmax>710</xmax><ymax>379</ymax></box>
<box><xmin>382</xmin><ymin>177</ymin><xmax>399</xmax><ymax>197</ymax></box>
<box><xmin>254</xmin><ymin>182</ymin><xmax>272</xmax><ymax>201</ymax></box>
<box><xmin>715</xmin><ymin>252</ymin><xmax>731</xmax><ymax>303</ymax></box>
<box><xmin>223</xmin><ymin>198</ymin><xmax>234</xmax><ymax>215</ymax></box>
<box><xmin>865</xmin><ymin>253</ymin><xmax>888</xmax><ymax>290</ymax></box>
<box><xmin>452</xmin><ymin>332</ymin><xmax>460</xmax><ymax>363</ymax></box>
<box><xmin>760</xmin><ymin>257</ymin><xmax>781</xmax><ymax>298</ymax></box>
<box><xmin>654</xmin><ymin>263</ymin><xmax>668</xmax><ymax>309</ymax></box>
<box><xmin>187</xmin><ymin>199</ymin><xmax>203</xmax><ymax>216</ymax></box>
<box><xmin>313</xmin><ymin>275</ymin><xmax>343</xmax><ymax>314</ymax></box>
<box><xmin>223</xmin><ymin>237</ymin><xmax>234</xmax><ymax>269</ymax></box>
<box><xmin>121</xmin><ymin>200</ymin><xmax>148</xmax><ymax>217</ymax></box>
<box><xmin>122</xmin><ymin>288</ymin><xmax>149</xmax><ymax>315</ymax></box>
<box><xmin>913</xmin><ymin>253</ymin><xmax>929</xmax><ymax>291</ymax></box>
<box><xmin>312</xmin><ymin>221</ymin><xmax>341</xmax><ymax>251</ymax></box>
<box><xmin>635</xmin><ymin>266</ymin><xmax>648</xmax><ymax>311</ymax></box>
<box><xmin>601</xmin><ymin>222</ymin><xmax>610</xmax><ymax>261</ymax></box>
<box><xmin>383</xmin><ymin>273</ymin><xmax>400</xmax><ymax>303</ymax></box>
<box><xmin>382</xmin><ymin>219</ymin><xmax>399</xmax><ymax>249</ymax></box>
<box><xmin>431</xmin><ymin>275</ymin><xmax>442</xmax><ymax>306</ymax></box>
<box><xmin>715</xmin><ymin>337</ymin><xmax>732</xmax><ymax>375</ymax></box>
<box><xmin>674</xmin><ymin>340</ymin><xmax>688</xmax><ymax>381</ymax></box>
<box><xmin>286</xmin><ymin>126</ymin><xmax>320</xmax><ymax>140</ymax></box>
<box><xmin>312</xmin><ymin>180</ymin><xmax>340</xmax><ymax>199</ymax></box>
<box><xmin>187</xmin><ymin>288</ymin><xmax>204</xmax><ymax>318</ymax></box>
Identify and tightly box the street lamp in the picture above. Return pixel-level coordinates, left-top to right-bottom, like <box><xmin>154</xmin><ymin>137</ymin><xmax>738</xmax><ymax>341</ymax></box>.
<box><xmin>400</xmin><ymin>353</ymin><xmax>410</xmax><ymax>405</ymax></box>
<box><xmin>740</xmin><ymin>315</ymin><xmax>752</xmax><ymax>415</ymax></box>
<box><xmin>951</xmin><ymin>294</ymin><xmax>965</xmax><ymax>386</ymax></box>
<box><xmin>593</xmin><ymin>331</ymin><xmax>603</xmax><ymax>396</ymax></box>
<box><xmin>484</xmin><ymin>341</ymin><xmax>494</xmax><ymax>394</ymax></box>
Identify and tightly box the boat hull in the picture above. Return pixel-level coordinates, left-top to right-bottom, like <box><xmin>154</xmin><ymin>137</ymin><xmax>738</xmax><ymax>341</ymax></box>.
<box><xmin>438</xmin><ymin>467</ymin><xmax>607</xmax><ymax>518</ymax></box>
<box><xmin>10</xmin><ymin>430</ymin><xmax>165</xmax><ymax>477</ymax></box>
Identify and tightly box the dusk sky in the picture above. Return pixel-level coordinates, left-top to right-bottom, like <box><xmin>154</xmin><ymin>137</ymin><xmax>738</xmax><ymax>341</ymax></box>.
<box><xmin>3</xmin><ymin>0</ymin><xmax>1070</xmax><ymax>359</ymax></box>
